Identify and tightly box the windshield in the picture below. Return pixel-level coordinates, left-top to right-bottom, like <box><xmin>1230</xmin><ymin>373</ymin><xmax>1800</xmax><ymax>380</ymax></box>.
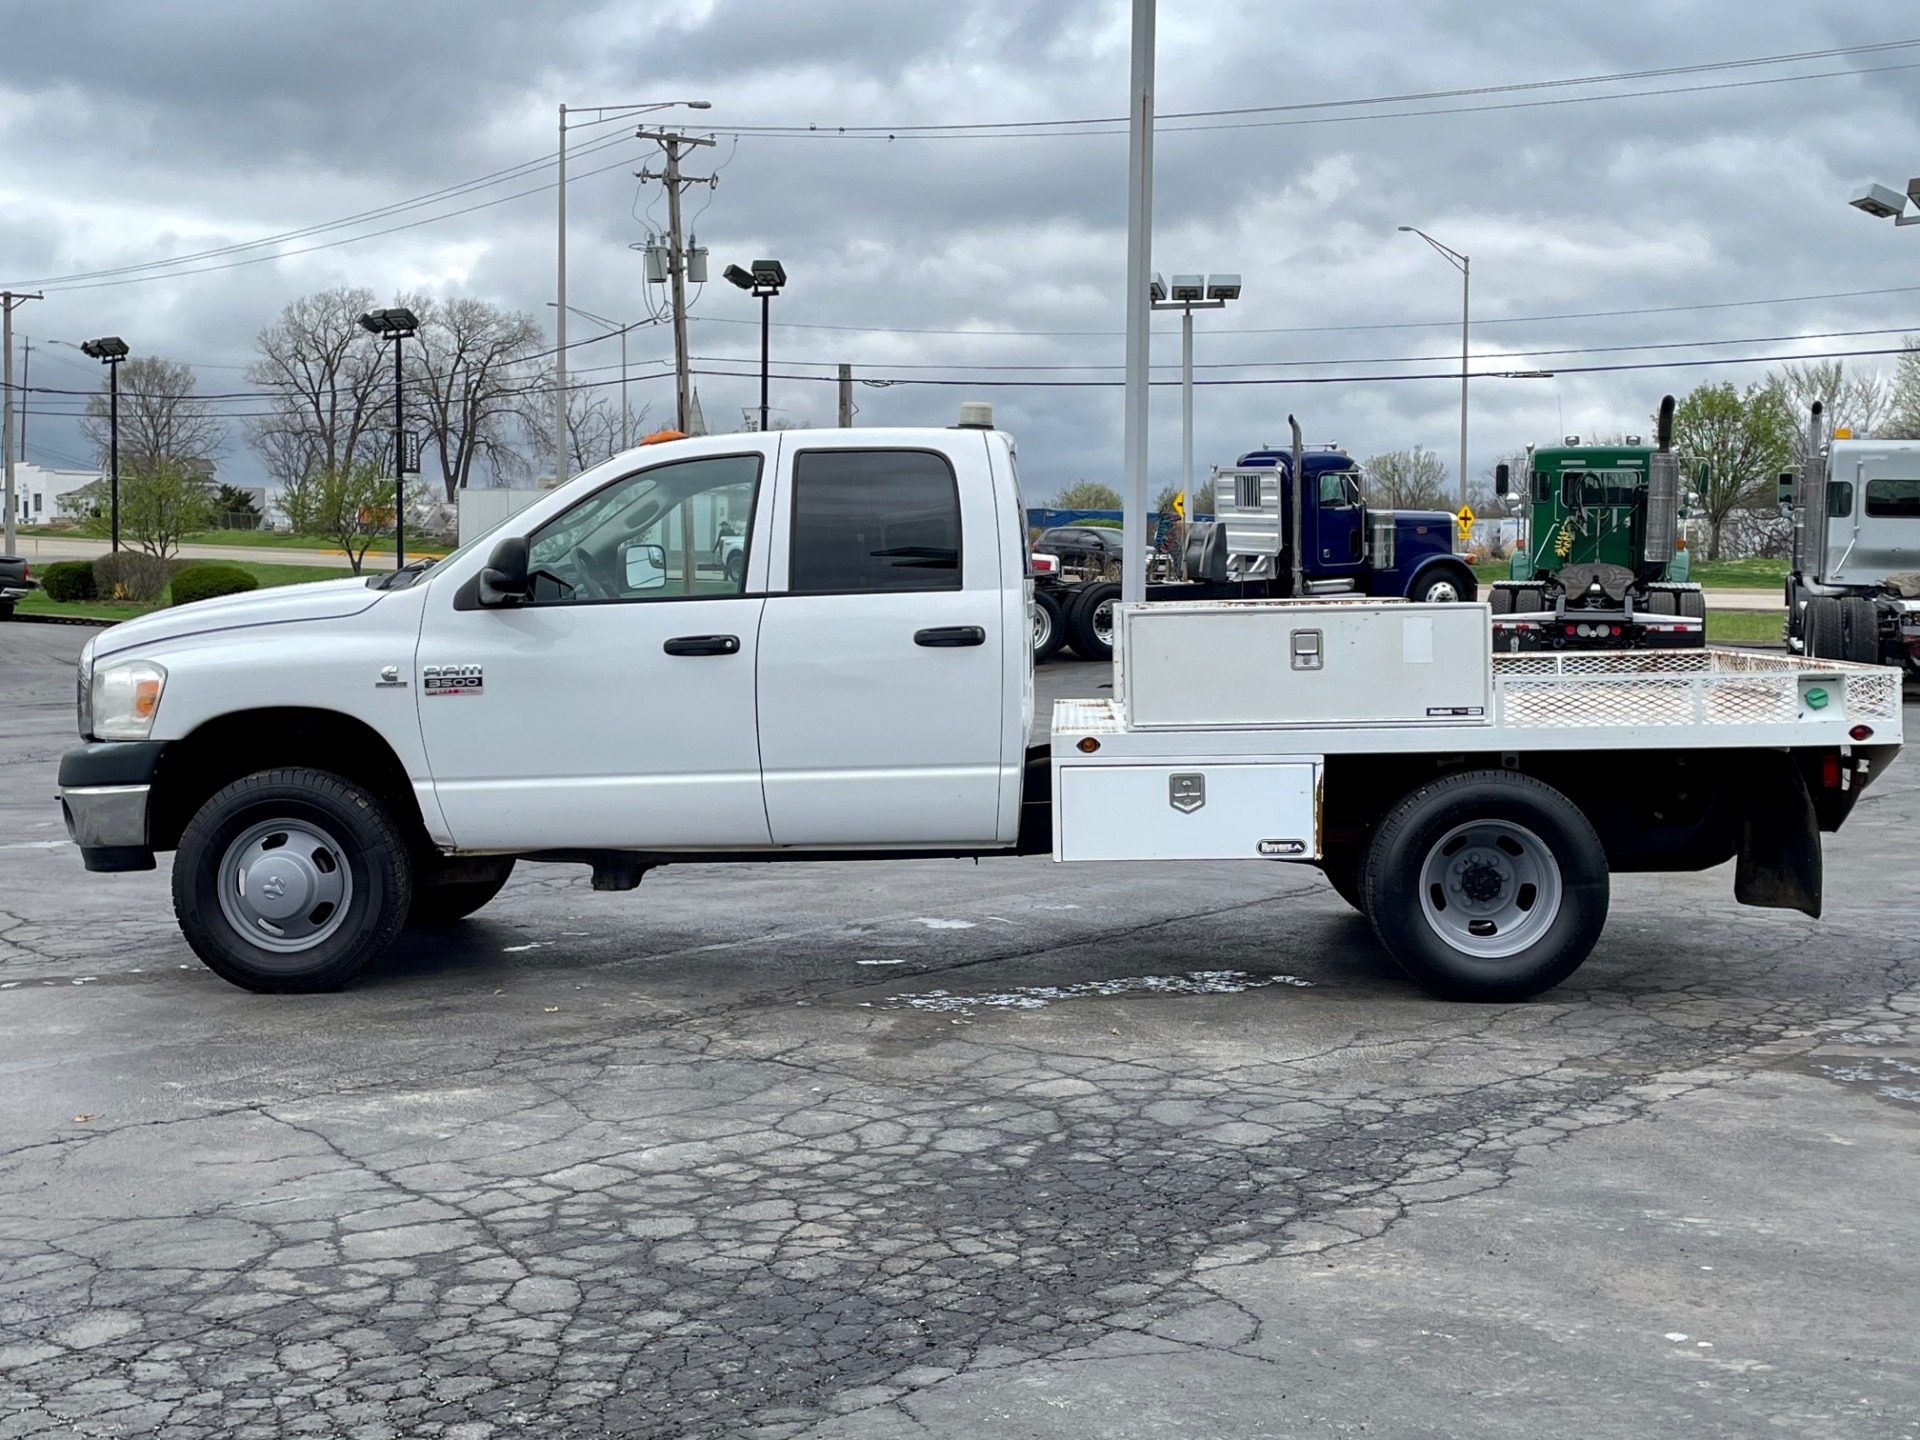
<box><xmin>1560</xmin><ymin>469</ymin><xmax>1645</xmax><ymax>507</ymax></box>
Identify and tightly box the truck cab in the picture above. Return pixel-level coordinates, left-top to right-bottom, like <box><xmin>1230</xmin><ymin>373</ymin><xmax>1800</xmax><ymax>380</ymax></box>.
<box><xmin>1786</xmin><ymin>433</ymin><xmax>1920</xmax><ymax>672</ymax></box>
<box><xmin>1205</xmin><ymin>447</ymin><xmax>1471</xmax><ymax>603</ymax></box>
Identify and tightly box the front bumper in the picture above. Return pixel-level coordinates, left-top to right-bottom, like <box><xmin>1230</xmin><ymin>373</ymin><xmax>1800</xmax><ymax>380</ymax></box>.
<box><xmin>58</xmin><ymin>741</ymin><xmax>165</xmax><ymax>872</ymax></box>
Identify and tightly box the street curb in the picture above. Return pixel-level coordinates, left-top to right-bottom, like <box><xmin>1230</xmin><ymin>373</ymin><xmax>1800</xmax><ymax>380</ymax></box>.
<box><xmin>4</xmin><ymin>612</ymin><xmax>117</xmax><ymax>628</ymax></box>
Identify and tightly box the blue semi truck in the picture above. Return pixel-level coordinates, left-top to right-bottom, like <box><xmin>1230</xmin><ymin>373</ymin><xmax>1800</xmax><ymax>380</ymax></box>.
<box><xmin>1035</xmin><ymin>428</ymin><xmax>1475</xmax><ymax>662</ymax></box>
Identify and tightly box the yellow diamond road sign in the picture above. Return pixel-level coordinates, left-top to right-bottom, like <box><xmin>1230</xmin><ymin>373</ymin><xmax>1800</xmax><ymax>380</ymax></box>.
<box><xmin>1455</xmin><ymin>504</ymin><xmax>1474</xmax><ymax>538</ymax></box>
<box><xmin>1172</xmin><ymin>491</ymin><xmax>1186</xmax><ymax>519</ymax></box>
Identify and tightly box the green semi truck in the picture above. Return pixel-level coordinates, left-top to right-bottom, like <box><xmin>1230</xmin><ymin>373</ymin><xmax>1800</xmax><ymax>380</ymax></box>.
<box><xmin>1489</xmin><ymin>395</ymin><xmax>1706</xmax><ymax>651</ymax></box>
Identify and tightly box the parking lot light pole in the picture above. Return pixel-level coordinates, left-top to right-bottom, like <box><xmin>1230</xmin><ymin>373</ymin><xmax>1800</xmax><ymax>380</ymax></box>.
<box><xmin>724</xmin><ymin>261</ymin><xmax>786</xmax><ymax>433</ymax></box>
<box><xmin>357</xmin><ymin>307</ymin><xmax>420</xmax><ymax>570</ymax></box>
<box><xmin>1400</xmin><ymin>226</ymin><xmax>1471</xmax><ymax>510</ymax></box>
<box><xmin>1848</xmin><ymin>176</ymin><xmax>1920</xmax><ymax>227</ymax></box>
<box><xmin>80</xmin><ymin>337</ymin><xmax>130</xmax><ymax>553</ymax></box>
<box><xmin>1150</xmin><ymin>274</ymin><xmax>1239</xmax><ymax>577</ymax></box>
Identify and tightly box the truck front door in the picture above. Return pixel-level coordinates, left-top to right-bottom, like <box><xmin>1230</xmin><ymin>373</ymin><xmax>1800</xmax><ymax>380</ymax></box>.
<box><xmin>1313</xmin><ymin>469</ymin><xmax>1366</xmax><ymax>577</ymax></box>
<box><xmin>416</xmin><ymin>452</ymin><xmax>772</xmax><ymax>851</ymax></box>
<box><xmin>755</xmin><ymin>443</ymin><xmax>1007</xmax><ymax>846</ymax></box>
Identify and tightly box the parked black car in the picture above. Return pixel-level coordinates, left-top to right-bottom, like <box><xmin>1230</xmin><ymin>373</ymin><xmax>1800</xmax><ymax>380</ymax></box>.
<box><xmin>1032</xmin><ymin>525</ymin><xmax>1123</xmax><ymax>571</ymax></box>
<box><xmin>0</xmin><ymin>556</ymin><xmax>35</xmax><ymax>619</ymax></box>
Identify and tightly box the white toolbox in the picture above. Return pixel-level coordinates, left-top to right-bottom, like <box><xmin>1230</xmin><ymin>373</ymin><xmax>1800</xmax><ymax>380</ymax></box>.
<box><xmin>1115</xmin><ymin>598</ymin><xmax>1492</xmax><ymax>729</ymax></box>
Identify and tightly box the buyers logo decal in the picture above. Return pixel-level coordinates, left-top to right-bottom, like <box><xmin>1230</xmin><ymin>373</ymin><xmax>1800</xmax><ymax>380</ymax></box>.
<box><xmin>424</xmin><ymin>664</ymin><xmax>484</xmax><ymax>697</ymax></box>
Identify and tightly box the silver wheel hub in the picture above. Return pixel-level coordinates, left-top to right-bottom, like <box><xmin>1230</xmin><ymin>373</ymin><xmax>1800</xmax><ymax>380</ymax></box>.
<box><xmin>1092</xmin><ymin>599</ymin><xmax>1114</xmax><ymax>646</ymax></box>
<box><xmin>1417</xmin><ymin>819</ymin><xmax>1561</xmax><ymax>960</ymax></box>
<box><xmin>217</xmin><ymin>818</ymin><xmax>353</xmax><ymax>954</ymax></box>
<box><xmin>1424</xmin><ymin>581</ymin><xmax>1461</xmax><ymax>602</ymax></box>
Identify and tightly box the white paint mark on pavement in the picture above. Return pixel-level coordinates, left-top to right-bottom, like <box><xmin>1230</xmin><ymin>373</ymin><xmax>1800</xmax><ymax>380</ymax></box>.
<box><xmin>914</xmin><ymin>918</ymin><xmax>976</xmax><ymax>930</ymax></box>
<box><xmin>886</xmin><ymin>970</ymin><xmax>1313</xmax><ymax>1017</ymax></box>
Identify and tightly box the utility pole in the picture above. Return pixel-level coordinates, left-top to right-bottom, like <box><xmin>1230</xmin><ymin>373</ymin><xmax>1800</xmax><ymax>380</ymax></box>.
<box><xmin>1120</xmin><ymin>0</ymin><xmax>1156</xmax><ymax>605</ymax></box>
<box><xmin>17</xmin><ymin>337</ymin><xmax>30</xmax><ymax>462</ymax></box>
<box><xmin>2</xmin><ymin>291</ymin><xmax>43</xmax><ymax>557</ymax></box>
<box><xmin>636</xmin><ymin>129</ymin><xmax>716</xmax><ymax>434</ymax></box>
<box><xmin>838</xmin><ymin>364</ymin><xmax>854</xmax><ymax>427</ymax></box>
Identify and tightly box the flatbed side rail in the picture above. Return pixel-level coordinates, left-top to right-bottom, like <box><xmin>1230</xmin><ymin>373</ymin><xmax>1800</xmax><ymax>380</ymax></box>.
<box><xmin>1491</xmin><ymin>649</ymin><xmax>1901</xmax><ymax>730</ymax></box>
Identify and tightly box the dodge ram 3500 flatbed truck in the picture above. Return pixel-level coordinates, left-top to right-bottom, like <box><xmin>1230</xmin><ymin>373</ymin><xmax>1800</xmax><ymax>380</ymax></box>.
<box><xmin>58</xmin><ymin>415</ymin><xmax>1903</xmax><ymax>1002</ymax></box>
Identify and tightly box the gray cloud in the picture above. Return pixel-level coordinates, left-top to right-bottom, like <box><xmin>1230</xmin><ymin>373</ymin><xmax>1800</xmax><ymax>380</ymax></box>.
<box><xmin>3</xmin><ymin>0</ymin><xmax>1920</xmax><ymax>495</ymax></box>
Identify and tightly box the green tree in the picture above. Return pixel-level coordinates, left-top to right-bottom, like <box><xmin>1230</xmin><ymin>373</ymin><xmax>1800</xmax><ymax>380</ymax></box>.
<box><xmin>1671</xmin><ymin>381</ymin><xmax>1794</xmax><ymax>560</ymax></box>
<box><xmin>1054</xmin><ymin>479</ymin><xmax>1123</xmax><ymax>510</ymax></box>
<box><xmin>106</xmin><ymin>460</ymin><xmax>216</xmax><ymax>560</ymax></box>
<box><xmin>310</xmin><ymin>459</ymin><xmax>397</xmax><ymax>575</ymax></box>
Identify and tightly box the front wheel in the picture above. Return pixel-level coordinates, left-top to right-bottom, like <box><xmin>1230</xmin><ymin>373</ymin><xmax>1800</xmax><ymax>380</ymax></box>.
<box><xmin>1032</xmin><ymin>589</ymin><xmax>1066</xmax><ymax>664</ymax></box>
<box><xmin>1410</xmin><ymin>569</ymin><xmax>1472</xmax><ymax>604</ymax></box>
<box><xmin>1362</xmin><ymin>770</ymin><xmax>1608</xmax><ymax>1001</ymax></box>
<box><xmin>172</xmin><ymin>768</ymin><xmax>412</xmax><ymax>992</ymax></box>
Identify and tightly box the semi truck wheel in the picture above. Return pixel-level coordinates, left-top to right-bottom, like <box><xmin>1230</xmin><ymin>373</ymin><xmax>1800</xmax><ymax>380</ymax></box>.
<box><xmin>172</xmin><ymin>768</ymin><xmax>412</xmax><ymax>992</ymax></box>
<box><xmin>1488</xmin><ymin>585</ymin><xmax>1514</xmax><ymax>616</ymax></box>
<box><xmin>1067</xmin><ymin>582</ymin><xmax>1120</xmax><ymax>662</ymax></box>
<box><xmin>1805</xmin><ymin>597</ymin><xmax>1845</xmax><ymax>660</ymax></box>
<box><xmin>1841</xmin><ymin>597</ymin><xmax>1881</xmax><ymax>665</ymax></box>
<box><xmin>1032</xmin><ymin>590</ymin><xmax>1066</xmax><ymax>664</ymax></box>
<box><xmin>1361</xmin><ymin>770</ymin><xmax>1608</xmax><ymax>1001</ymax></box>
<box><xmin>1678</xmin><ymin>588</ymin><xmax>1706</xmax><ymax>622</ymax></box>
<box><xmin>408</xmin><ymin>860</ymin><xmax>516</xmax><ymax>928</ymax></box>
<box><xmin>1410</xmin><ymin>567</ymin><xmax>1473</xmax><ymax>604</ymax></box>
<box><xmin>1646</xmin><ymin>588</ymin><xmax>1677</xmax><ymax>615</ymax></box>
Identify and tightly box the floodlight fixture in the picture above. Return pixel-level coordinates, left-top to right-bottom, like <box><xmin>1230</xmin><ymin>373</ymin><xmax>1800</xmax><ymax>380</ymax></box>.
<box><xmin>80</xmin><ymin>336</ymin><xmax>129</xmax><ymax>361</ymax></box>
<box><xmin>749</xmin><ymin>259</ymin><xmax>787</xmax><ymax>291</ymax></box>
<box><xmin>1149</xmin><ymin>272</ymin><xmax>1167</xmax><ymax>303</ymax></box>
<box><xmin>723</xmin><ymin>264</ymin><xmax>755</xmax><ymax>290</ymax></box>
<box><xmin>1206</xmin><ymin>273</ymin><xmax>1241</xmax><ymax>301</ymax></box>
<box><xmin>1851</xmin><ymin>183</ymin><xmax>1909</xmax><ymax>220</ymax></box>
<box><xmin>357</xmin><ymin>306</ymin><xmax>420</xmax><ymax>337</ymax></box>
<box><xmin>1168</xmin><ymin>274</ymin><xmax>1205</xmax><ymax>303</ymax></box>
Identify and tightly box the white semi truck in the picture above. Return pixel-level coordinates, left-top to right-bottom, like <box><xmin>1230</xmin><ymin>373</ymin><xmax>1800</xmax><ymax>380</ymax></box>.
<box><xmin>1783</xmin><ymin>402</ymin><xmax>1920</xmax><ymax>675</ymax></box>
<box><xmin>58</xmin><ymin>413</ymin><xmax>1902</xmax><ymax>1002</ymax></box>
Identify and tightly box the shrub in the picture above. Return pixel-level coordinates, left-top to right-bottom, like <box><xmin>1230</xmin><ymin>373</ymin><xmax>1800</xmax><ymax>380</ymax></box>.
<box><xmin>169</xmin><ymin>564</ymin><xmax>259</xmax><ymax>607</ymax></box>
<box><xmin>91</xmin><ymin>551</ymin><xmax>171</xmax><ymax>603</ymax></box>
<box><xmin>40</xmin><ymin>561</ymin><xmax>97</xmax><ymax>603</ymax></box>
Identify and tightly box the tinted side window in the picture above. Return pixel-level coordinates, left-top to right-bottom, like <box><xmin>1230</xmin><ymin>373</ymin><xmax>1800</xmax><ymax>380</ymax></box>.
<box><xmin>1866</xmin><ymin>477</ymin><xmax>1920</xmax><ymax>517</ymax></box>
<box><xmin>790</xmin><ymin>450</ymin><xmax>962</xmax><ymax>593</ymax></box>
<box><xmin>1827</xmin><ymin>481</ymin><xmax>1853</xmax><ymax>518</ymax></box>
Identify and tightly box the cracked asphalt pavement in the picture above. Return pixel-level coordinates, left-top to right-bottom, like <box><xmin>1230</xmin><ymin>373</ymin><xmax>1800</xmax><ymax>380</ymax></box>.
<box><xmin>3</xmin><ymin>622</ymin><xmax>1919</xmax><ymax>1438</ymax></box>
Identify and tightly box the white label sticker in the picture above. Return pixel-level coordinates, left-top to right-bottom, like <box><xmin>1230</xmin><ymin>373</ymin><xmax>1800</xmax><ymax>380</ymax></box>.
<box><xmin>1402</xmin><ymin>616</ymin><xmax>1434</xmax><ymax>664</ymax></box>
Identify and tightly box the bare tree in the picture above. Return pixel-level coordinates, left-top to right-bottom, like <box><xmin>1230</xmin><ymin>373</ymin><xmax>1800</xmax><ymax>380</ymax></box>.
<box><xmin>245</xmin><ymin>287</ymin><xmax>388</xmax><ymax>488</ymax></box>
<box><xmin>79</xmin><ymin>357</ymin><xmax>226</xmax><ymax>477</ymax></box>
<box><xmin>400</xmin><ymin>295</ymin><xmax>546</xmax><ymax>501</ymax></box>
<box><xmin>1759</xmin><ymin>358</ymin><xmax>1889</xmax><ymax>467</ymax></box>
<box><xmin>1361</xmin><ymin>445</ymin><xmax>1450</xmax><ymax>510</ymax></box>
<box><xmin>1885</xmin><ymin>339</ymin><xmax>1920</xmax><ymax>440</ymax></box>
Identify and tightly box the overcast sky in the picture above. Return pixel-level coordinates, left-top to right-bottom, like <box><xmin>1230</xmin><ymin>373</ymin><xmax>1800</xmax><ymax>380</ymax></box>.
<box><xmin>3</xmin><ymin>0</ymin><xmax>1920</xmax><ymax>502</ymax></box>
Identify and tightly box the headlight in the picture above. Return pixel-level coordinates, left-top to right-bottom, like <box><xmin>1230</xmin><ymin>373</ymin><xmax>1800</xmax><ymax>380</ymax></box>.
<box><xmin>91</xmin><ymin>660</ymin><xmax>167</xmax><ymax>741</ymax></box>
<box><xmin>76</xmin><ymin>637</ymin><xmax>97</xmax><ymax>739</ymax></box>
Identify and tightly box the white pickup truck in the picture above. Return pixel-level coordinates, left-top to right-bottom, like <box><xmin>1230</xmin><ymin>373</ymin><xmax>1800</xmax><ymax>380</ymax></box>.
<box><xmin>58</xmin><ymin>413</ymin><xmax>1902</xmax><ymax>1001</ymax></box>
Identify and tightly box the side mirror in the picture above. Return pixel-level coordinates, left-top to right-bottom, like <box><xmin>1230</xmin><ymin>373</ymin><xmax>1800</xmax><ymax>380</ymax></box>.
<box><xmin>1776</xmin><ymin>471</ymin><xmax>1794</xmax><ymax>510</ymax></box>
<box><xmin>477</xmin><ymin>536</ymin><xmax>530</xmax><ymax>607</ymax></box>
<box><xmin>1495</xmin><ymin>462</ymin><xmax>1510</xmax><ymax>490</ymax></box>
<box><xmin>625</xmin><ymin>542</ymin><xmax>668</xmax><ymax>590</ymax></box>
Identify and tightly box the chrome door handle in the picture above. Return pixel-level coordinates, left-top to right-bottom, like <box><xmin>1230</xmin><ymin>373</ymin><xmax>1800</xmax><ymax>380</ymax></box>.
<box><xmin>914</xmin><ymin>626</ymin><xmax>986</xmax><ymax>648</ymax></box>
<box><xmin>663</xmin><ymin>634</ymin><xmax>741</xmax><ymax>656</ymax></box>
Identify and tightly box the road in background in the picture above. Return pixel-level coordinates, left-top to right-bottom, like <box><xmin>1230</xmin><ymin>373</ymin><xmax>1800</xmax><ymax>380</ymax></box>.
<box><xmin>2</xmin><ymin>628</ymin><xmax>1916</xmax><ymax>1436</ymax></box>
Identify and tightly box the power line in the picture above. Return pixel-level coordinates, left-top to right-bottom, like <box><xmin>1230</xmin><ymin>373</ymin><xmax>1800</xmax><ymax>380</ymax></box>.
<box><xmin>714</xmin><ymin>39</ymin><xmax>1920</xmax><ymax>135</ymax></box>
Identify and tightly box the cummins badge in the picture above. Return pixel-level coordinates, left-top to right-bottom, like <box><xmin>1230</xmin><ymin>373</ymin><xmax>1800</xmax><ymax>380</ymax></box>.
<box><xmin>1169</xmin><ymin>773</ymin><xmax>1205</xmax><ymax>813</ymax></box>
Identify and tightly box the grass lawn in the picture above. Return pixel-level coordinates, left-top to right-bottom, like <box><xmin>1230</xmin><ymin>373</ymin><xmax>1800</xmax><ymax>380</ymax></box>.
<box><xmin>1473</xmin><ymin>557</ymin><xmax>1787</xmax><ymax>592</ymax></box>
<box><xmin>16</xmin><ymin>560</ymin><xmax>362</xmax><ymax>623</ymax></box>
<box><xmin>1705</xmin><ymin>610</ymin><xmax>1785</xmax><ymax>644</ymax></box>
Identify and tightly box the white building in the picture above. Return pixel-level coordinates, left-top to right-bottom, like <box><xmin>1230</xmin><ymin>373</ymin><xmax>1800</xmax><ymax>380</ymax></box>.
<box><xmin>5</xmin><ymin>463</ymin><xmax>106</xmax><ymax>525</ymax></box>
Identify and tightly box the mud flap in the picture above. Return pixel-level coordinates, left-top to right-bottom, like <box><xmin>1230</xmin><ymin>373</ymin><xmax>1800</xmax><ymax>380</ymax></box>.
<box><xmin>1733</xmin><ymin>752</ymin><xmax>1822</xmax><ymax>918</ymax></box>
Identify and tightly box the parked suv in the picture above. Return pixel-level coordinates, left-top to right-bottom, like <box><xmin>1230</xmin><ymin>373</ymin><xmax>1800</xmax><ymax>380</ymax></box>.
<box><xmin>1033</xmin><ymin>525</ymin><xmax>1123</xmax><ymax>573</ymax></box>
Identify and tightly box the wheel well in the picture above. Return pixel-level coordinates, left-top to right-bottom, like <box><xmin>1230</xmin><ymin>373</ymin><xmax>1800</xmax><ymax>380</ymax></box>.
<box><xmin>148</xmin><ymin>708</ymin><xmax>427</xmax><ymax>854</ymax></box>
<box><xmin>1407</xmin><ymin>557</ymin><xmax>1477</xmax><ymax>601</ymax></box>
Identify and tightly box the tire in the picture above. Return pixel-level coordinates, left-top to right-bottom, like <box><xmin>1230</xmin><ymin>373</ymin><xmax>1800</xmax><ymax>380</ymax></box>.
<box><xmin>1410</xmin><ymin>568</ymin><xmax>1473</xmax><ymax>604</ymax></box>
<box><xmin>1516</xmin><ymin>586</ymin><xmax>1545</xmax><ymax>614</ymax></box>
<box><xmin>1841</xmin><ymin>596</ymin><xmax>1881</xmax><ymax>665</ymax></box>
<box><xmin>1067</xmin><ymin>582</ymin><xmax>1121</xmax><ymax>662</ymax></box>
<box><xmin>1032</xmin><ymin>589</ymin><xmax>1066</xmax><ymax>664</ymax></box>
<box><xmin>1646</xmin><ymin>588</ymin><xmax>1678</xmax><ymax>616</ymax></box>
<box><xmin>1677</xmin><ymin>587</ymin><xmax>1706</xmax><ymax>622</ymax></box>
<box><xmin>172</xmin><ymin>768</ymin><xmax>412</xmax><ymax>993</ymax></box>
<box><xmin>407</xmin><ymin>860</ymin><xmax>515</xmax><ymax>928</ymax></box>
<box><xmin>1361</xmin><ymin>770</ymin><xmax>1609</xmax><ymax>1002</ymax></box>
<box><xmin>1488</xmin><ymin>585</ymin><xmax>1514</xmax><ymax>616</ymax></box>
<box><xmin>1804</xmin><ymin>596</ymin><xmax>1845</xmax><ymax>660</ymax></box>
<box><xmin>724</xmin><ymin>551</ymin><xmax>746</xmax><ymax>587</ymax></box>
